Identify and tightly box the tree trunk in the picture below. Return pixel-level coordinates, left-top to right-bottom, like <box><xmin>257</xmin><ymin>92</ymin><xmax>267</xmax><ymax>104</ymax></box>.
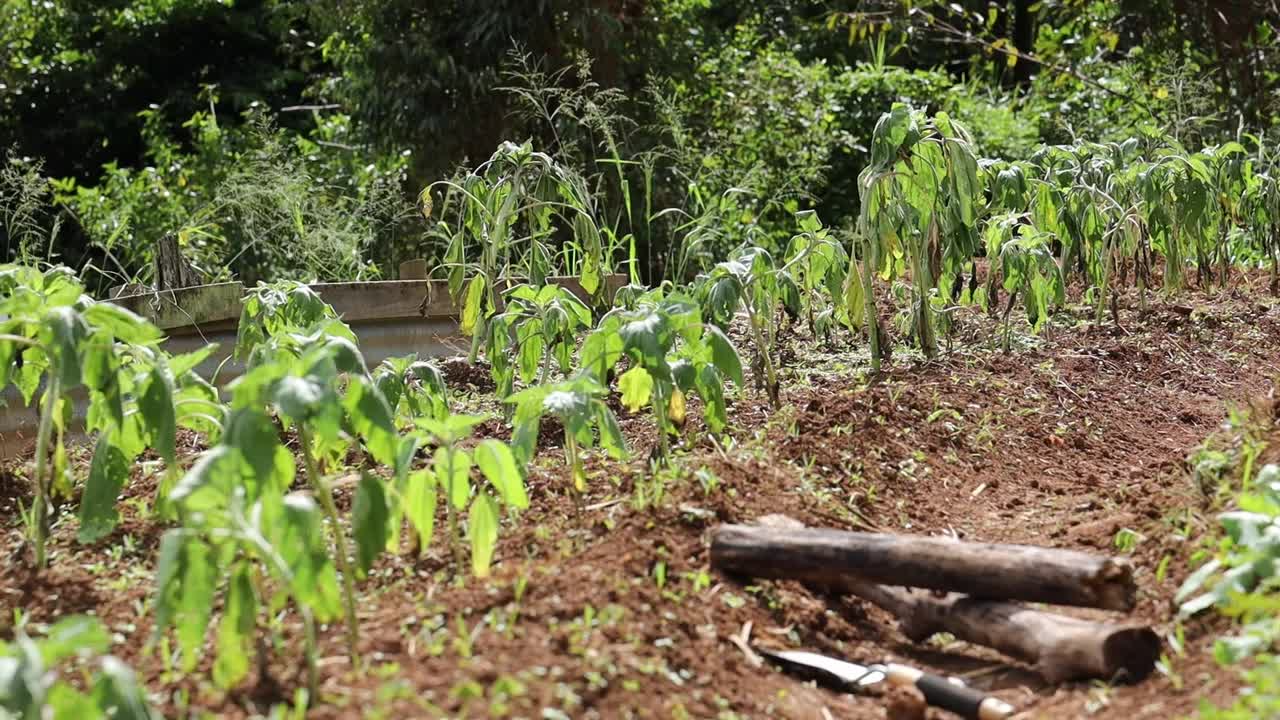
<box><xmin>1012</xmin><ymin>0</ymin><xmax>1036</xmax><ymax>85</ymax></box>
<box><xmin>710</xmin><ymin>524</ymin><xmax>1136</xmax><ymax>611</ymax></box>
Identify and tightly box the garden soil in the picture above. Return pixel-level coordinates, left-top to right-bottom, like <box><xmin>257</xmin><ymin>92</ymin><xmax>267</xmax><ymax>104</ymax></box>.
<box><xmin>3</xmin><ymin>278</ymin><xmax>1279</xmax><ymax>720</ymax></box>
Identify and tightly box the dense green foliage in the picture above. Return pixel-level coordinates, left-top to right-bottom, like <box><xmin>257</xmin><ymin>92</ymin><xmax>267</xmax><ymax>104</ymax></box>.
<box><xmin>4</xmin><ymin>0</ymin><xmax>1279</xmax><ymax>291</ymax></box>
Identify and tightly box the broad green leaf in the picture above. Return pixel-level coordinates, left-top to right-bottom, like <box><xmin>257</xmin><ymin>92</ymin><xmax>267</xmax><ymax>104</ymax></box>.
<box><xmin>508</xmin><ymin>392</ymin><xmax>548</xmax><ymax>467</ymax></box>
<box><xmin>80</xmin><ymin>333</ymin><xmax>113</xmax><ymax>393</ymax></box>
<box><xmin>16</xmin><ymin>347</ymin><xmax>44</xmax><ymax>403</ymax></box>
<box><xmin>696</xmin><ymin>364</ymin><xmax>728</xmax><ymax>433</ymax></box>
<box><xmin>796</xmin><ymin>210</ymin><xmax>822</xmax><ymax>233</ymax></box>
<box><xmin>83</xmin><ymin>303</ymin><xmax>163</xmax><ymax>344</ymax></box>
<box><xmin>213</xmin><ymin>565</ymin><xmax>256</xmax><ymax>689</ymax></box>
<box><xmin>619</xmin><ymin>312</ymin><xmax>670</xmax><ymax>379</ymax></box>
<box><xmin>224</xmin><ymin>409</ymin><xmax>292</xmax><ymax>495</ymax></box>
<box><xmin>167</xmin><ymin>345</ymin><xmax>218</xmax><ymax>379</ymax></box>
<box><xmin>45</xmin><ymin>684</ymin><xmax>101</xmax><ymax>720</ymax></box>
<box><xmin>344</xmin><ymin>376</ymin><xmax>398</xmax><ymax>467</ymax></box>
<box><xmin>0</xmin><ymin>336</ymin><xmax>14</xmax><ymax>388</ymax></box>
<box><xmin>596</xmin><ymin>405</ymin><xmax>627</xmax><ymax>460</ymax></box>
<box><xmin>1176</xmin><ymin>558</ymin><xmax>1222</xmax><ymax>606</ymax></box>
<box><xmin>322</xmin><ymin>335</ymin><xmax>366</xmax><ymax>375</ymax></box>
<box><xmin>460</xmin><ymin>275</ymin><xmax>486</xmax><ymax>336</ymax></box>
<box><xmin>403</xmin><ymin>470</ymin><xmax>437</xmax><ymax>557</ymax></box>
<box><xmin>278</xmin><ymin>494</ymin><xmax>342</xmax><ymax>621</ymax></box>
<box><xmin>618</xmin><ymin>366</ymin><xmax>653</xmax><ymax>412</ymax></box>
<box><xmin>433</xmin><ymin>447</ymin><xmax>472</xmax><ymax>510</ymax></box>
<box><xmin>271</xmin><ymin>375</ymin><xmax>324</xmax><ymax>421</ymax></box>
<box><xmin>169</xmin><ymin>446</ymin><xmax>235</xmax><ymax>512</ymax></box>
<box><xmin>579</xmin><ymin>323</ymin><xmax>623</xmax><ymax>381</ymax></box>
<box><xmin>945</xmin><ymin>140</ymin><xmax>981</xmax><ymax>227</ymax></box>
<box><xmin>469</xmin><ymin>494</ymin><xmax>499</xmax><ymax>578</ymax></box>
<box><xmin>176</xmin><ymin>541</ymin><xmax>216</xmax><ymax>672</ymax></box>
<box><xmin>44</xmin><ymin>306</ymin><xmax>85</xmax><ymax>389</ymax></box>
<box><xmin>475</xmin><ymin>440</ymin><xmax>527</xmax><ymax>509</ymax></box>
<box><xmin>77</xmin><ymin>432</ymin><xmax>131</xmax><ymax>544</ymax></box>
<box><xmin>353</xmin><ymin>474</ymin><xmax>390</xmax><ymax>576</ymax></box>
<box><xmin>91</xmin><ymin>655</ymin><xmax>160</xmax><ymax>720</ymax></box>
<box><xmin>152</xmin><ymin>531</ymin><xmax>185</xmax><ymax>642</ymax></box>
<box><xmin>39</xmin><ymin>616</ymin><xmax>110</xmax><ymax>665</ymax></box>
<box><xmin>844</xmin><ymin>257</ymin><xmax>866</xmax><ymax>330</ymax></box>
<box><xmin>516</xmin><ymin>321</ymin><xmax>544</xmax><ymax>384</ymax></box>
<box><xmin>138</xmin><ymin>363</ymin><xmax>177</xmax><ymax>463</ymax></box>
<box><xmin>703</xmin><ymin>325</ymin><xmax>744</xmax><ymax>387</ymax></box>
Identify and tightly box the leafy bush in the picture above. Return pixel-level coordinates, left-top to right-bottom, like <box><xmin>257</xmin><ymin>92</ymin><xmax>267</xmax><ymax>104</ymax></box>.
<box><xmin>49</xmin><ymin>102</ymin><xmax>412</xmax><ymax>289</ymax></box>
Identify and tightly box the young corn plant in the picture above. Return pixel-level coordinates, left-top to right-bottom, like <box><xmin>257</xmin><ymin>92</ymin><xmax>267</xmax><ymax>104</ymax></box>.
<box><xmin>423</xmin><ymin>141</ymin><xmax>609</xmax><ymax>362</ymax></box>
<box><xmin>506</xmin><ymin>373</ymin><xmax>626</xmax><ymax>497</ymax></box>
<box><xmin>856</xmin><ymin>105</ymin><xmax>983</xmax><ymax>367</ymax></box>
<box><xmin>405</xmin><ymin>414</ymin><xmax>528</xmax><ymax>577</ymax></box>
<box><xmin>1243</xmin><ymin>169</ymin><xmax>1280</xmax><ymax>294</ymax></box>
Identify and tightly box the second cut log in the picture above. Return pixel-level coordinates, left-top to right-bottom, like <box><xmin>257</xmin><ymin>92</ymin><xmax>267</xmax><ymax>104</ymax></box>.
<box><xmin>711</xmin><ymin>524</ymin><xmax>1136</xmax><ymax>611</ymax></box>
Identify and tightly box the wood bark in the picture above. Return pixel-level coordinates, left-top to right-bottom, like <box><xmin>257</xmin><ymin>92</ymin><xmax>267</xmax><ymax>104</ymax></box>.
<box><xmin>710</xmin><ymin>524</ymin><xmax>1136</xmax><ymax>611</ymax></box>
<box><xmin>153</xmin><ymin>233</ymin><xmax>203</xmax><ymax>290</ymax></box>
<box><xmin>834</xmin><ymin>579</ymin><xmax>1159</xmax><ymax>684</ymax></box>
<box><xmin>730</xmin><ymin>517</ymin><xmax>1159</xmax><ymax>684</ymax></box>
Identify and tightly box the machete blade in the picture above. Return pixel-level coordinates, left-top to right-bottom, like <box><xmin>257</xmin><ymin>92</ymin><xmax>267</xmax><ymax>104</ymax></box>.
<box><xmin>755</xmin><ymin>647</ymin><xmax>887</xmax><ymax>691</ymax></box>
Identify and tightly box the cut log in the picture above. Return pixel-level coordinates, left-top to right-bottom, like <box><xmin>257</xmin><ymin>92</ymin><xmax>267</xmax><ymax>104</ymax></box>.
<box><xmin>834</xmin><ymin>580</ymin><xmax>1159</xmax><ymax>684</ymax></box>
<box><xmin>730</xmin><ymin>517</ymin><xmax>1159</xmax><ymax>683</ymax></box>
<box><xmin>711</xmin><ymin>524</ymin><xmax>1136</xmax><ymax>611</ymax></box>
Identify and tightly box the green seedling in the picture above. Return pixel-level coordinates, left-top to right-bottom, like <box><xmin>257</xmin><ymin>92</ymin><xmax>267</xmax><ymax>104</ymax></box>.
<box><xmin>487</xmin><ymin>282</ymin><xmax>593</xmax><ymax>397</ymax></box>
<box><xmin>0</xmin><ymin>615</ymin><xmax>160</xmax><ymax>719</ymax></box>
<box><xmin>407</xmin><ymin>413</ymin><xmax>528</xmax><ymax>577</ymax></box>
<box><xmin>0</xmin><ymin>265</ymin><xmax>212</xmax><ymax>565</ymax></box>
<box><xmin>507</xmin><ymin>373</ymin><xmax>626</xmax><ymax>496</ymax></box>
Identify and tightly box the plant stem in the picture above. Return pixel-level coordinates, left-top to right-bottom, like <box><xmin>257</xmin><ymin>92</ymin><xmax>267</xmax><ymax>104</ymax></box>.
<box><xmin>298</xmin><ymin>426</ymin><xmax>360</xmax><ymax>668</ymax></box>
<box><xmin>860</xmin><ymin>250</ymin><xmax>882</xmax><ymax>374</ymax></box>
<box><xmin>652</xmin><ymin>386</ymin><xmax>671</xmax><ymax>466</ymax></box>
<box><xmin>31</xmin><ymin>375</ymin><xmax>59</xmax><ymax>570</ymax></box>
<box><xmin>301</xmin><ymin>607</ymin><xmax>319</xmax><ymax>697</ymax></box>
<box><xmin>565</xmin><ymin>430</ymin><xmax>584</xmax><ymax>494</ymax></box>
<box><xmin>444</xmin><ymin>443</ymin><xmax>465</xmax><ymax>569</ymax></box>
<box><xmin>744</xmin><ymin>302</ymin><xmax>780</xmax><ymax>408</ymax></box>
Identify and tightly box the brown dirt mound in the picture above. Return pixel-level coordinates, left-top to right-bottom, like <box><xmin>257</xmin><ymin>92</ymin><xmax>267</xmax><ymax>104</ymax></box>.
<box><xmin>0</xmin><ymin>286</ymin><xmax>1277</xmax><ymax>718</ymax></box>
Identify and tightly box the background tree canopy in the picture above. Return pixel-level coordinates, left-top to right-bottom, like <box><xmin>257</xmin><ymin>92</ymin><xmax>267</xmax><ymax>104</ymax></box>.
<box><xmin>2</xmin><ymin>0</ymin><xmax>1277</xmax><ymax>291</ymax></box>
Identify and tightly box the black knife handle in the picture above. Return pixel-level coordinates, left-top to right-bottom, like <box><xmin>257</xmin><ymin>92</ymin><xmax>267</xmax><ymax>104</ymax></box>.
<box><xmin>886</xmin><ymin>665</ymin><xmax>1014</xmax><ymax>720</ymax></box>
